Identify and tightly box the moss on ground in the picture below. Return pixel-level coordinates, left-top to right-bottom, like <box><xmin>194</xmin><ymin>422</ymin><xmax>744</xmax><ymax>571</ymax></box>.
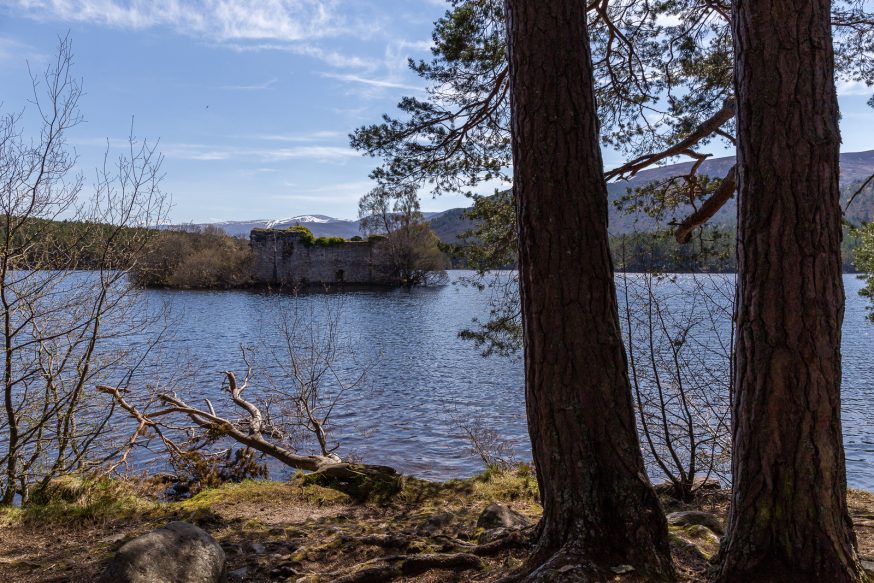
<box><xmin>21</xmin><ymin>476</ymin><xmax>158</xmax><ymax>526</ymax></box>
<box><xmin>180</xmin><ymin>479</ymin><xmax>351</xmax><ymax>512</ymax></box>
<box><xmin>1</xmin><ymin>471</ymin><xmax>872</xmax><ymax>582</ymax></box>
<box><xmin>669</xmin><ymin>524</ymin><xmax>721</xmax><ymax>560</ymax></box>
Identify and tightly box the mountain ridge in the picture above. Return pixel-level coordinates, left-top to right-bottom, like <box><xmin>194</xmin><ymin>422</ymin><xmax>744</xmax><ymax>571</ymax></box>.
<box><xmin>189</xmin><ymin>149</ymin><xmax>874</xmax><ymax>241</ymax></box>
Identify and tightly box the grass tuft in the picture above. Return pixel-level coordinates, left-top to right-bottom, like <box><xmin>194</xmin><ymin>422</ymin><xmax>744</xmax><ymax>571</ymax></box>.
<box><xmin>22</xmin><ymin>476</ymin><xmax>157</xmax><ymax>526</ymax></box>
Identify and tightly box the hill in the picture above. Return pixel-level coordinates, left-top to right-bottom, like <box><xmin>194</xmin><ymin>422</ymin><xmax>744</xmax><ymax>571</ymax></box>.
<box><xmin>607</xmin><ymin>149</ymin><xmax>874</xmax><ymax>233</ymax></box>
<box><xmin>193</xmin><ymin>150</ymin><xmax>874</xmax><ymax>243</ymax></box>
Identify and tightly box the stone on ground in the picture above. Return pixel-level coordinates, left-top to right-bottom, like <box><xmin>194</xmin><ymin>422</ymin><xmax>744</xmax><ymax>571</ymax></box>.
<box><xmin>99</xmin><ymin>521</ymin><xmax>225</xmax><ymax>583</ymax></box>
<box><xmin>666</xmin><ymin>510</ymin><xmax>724</xmax><ymax>535</ymax></box>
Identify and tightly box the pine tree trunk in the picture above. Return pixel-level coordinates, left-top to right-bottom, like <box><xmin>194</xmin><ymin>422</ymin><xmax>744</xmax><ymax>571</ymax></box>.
<box><xmin>504</xmin><ymin>2</ymin><xmax>674</xmax><ymax>581</ymax></box>
<box><xmin>716</xmin><ymin>1</ymin><xmax>864</xmax><ymax>581</ymax></box>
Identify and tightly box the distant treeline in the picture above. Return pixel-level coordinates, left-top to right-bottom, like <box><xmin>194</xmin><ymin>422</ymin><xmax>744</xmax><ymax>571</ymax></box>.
<box><xmin>613</xmin><ymin>226</ymin><xmax>864</xmax><ymax>274</ymax></box>
<box><xmin>444</xmin><ymin>224</ymin><xmax>866</xmax><ymax>273</ymax></box>
<box><xmin>2</xmin><ymin>219</ymin><xmax>252</xmax><ymax>288</ymax></box>
<box><xmin>1</xmin><ymin>217</ymin><xmax>148</xmax><ymax>270</ymax></box>
<box><xmin>10</xmin><ymin>218</ymin><xmax>869</xmax><ymax>289</ymax></box>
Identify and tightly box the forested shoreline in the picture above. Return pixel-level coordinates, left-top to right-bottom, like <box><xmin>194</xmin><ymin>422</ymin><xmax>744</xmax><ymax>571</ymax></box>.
<box><xmin>9</xmin><ymin>217</ymin><xmax>871</xmax><ymax>286</ymax></box>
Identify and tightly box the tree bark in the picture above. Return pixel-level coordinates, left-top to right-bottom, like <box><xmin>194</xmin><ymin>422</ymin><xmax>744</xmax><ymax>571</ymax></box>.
<box><xmin>504</xmin><ymin>2</ymin><xmax>674</xmax><ymax>581</ymax></box>
<box><xmin>716</xmin><ymin>1</ymin><xmax>864</xmax><ymax>581</ymax></box>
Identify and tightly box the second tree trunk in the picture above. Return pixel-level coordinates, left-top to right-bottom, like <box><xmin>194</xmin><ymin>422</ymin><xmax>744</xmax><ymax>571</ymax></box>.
<box><xmin>505</xmin><ymin>1</ymin><xmax>674</xmax><ymax>580</ymax></box>
<box><xmin>717</xmin><ymin>0</ymin><xmax>863</xmax><ymax>581</ymax></box>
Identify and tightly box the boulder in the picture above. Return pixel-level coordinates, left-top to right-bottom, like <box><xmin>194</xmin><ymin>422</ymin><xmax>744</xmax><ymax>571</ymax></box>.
<box><xmin>667</xmin><ymin>510</ymin><xmax>724</xmax><ymax>535</ymax></box>
<box><xmin>476</xmin><ymin>503</ymin><xmax>530</xmax><ymax>531</ymax></box>
<box><xmin>300</xmin><ymin>463</ymin><xmax>402</xmax><ymax>502</ymax></box>
<box><xmin>418</xmin><ymin>511</ymin><xmax>456</xmax><ymax>534</ymax></box>
<box><xmin>100</xmin><ymin>521</ymin><xmax>225</xmax><ymax>583</ymax></box>
<box><xmin>654</xmin><ymin>476</ymin><xmax>722</xmax><ymax>499</ymax></box>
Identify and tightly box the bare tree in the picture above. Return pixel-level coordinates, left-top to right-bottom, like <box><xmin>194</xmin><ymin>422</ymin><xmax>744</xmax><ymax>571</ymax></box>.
<box><xmin>459</xmin><ymin>420</ymin><xmax>519</xmax><ymax>472</ymax></box>
<box><xmin>265</xmin><ymin>298</ymin><xmax>371</xmax><ymax>459</ymax></box>
<box><xmin>0</xmin><ymin>36</ymin><xmax>169</xmax><ymax>505</ymax></box>
<box><xmin>359</xmin><ymin>184</ymin><xmax>448</xmax><ymax>287</ymax></box>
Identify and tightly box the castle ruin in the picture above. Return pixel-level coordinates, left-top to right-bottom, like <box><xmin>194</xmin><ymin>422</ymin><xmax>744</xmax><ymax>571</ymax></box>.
<box><xmin>249</xmin><ymin>229</ymin><xmax>396</xmax><ymax>287</ymax></box>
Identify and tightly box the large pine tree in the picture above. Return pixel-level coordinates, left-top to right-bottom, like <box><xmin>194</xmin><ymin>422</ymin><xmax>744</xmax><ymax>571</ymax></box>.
<box><xmin>503</xmin><ymin>1</ymin><xmax>674</xmax><ymax>580</ymax></box>
<box><xmin>716</xmin><ymin>0</ymin><xmax>865</xmax><ymax>581</ymax></box>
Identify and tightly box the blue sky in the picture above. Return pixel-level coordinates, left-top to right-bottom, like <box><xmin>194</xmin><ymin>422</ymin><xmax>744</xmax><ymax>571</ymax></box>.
<box><xmin>1</xmin><ymin>1</ymin><xmax>872</xmax><ymax>223</ymax></box>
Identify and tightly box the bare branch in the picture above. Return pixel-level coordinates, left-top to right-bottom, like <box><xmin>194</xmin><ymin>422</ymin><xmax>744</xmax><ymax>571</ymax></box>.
<box><xmin>605</xmin><ymin>96</ymin><xmax>736</xmax><ymax>181</ymax></box>
<box><xmin>674</xmin><ymin>165</ymin><xmax>738</xmax><ymax>243</ymax></box>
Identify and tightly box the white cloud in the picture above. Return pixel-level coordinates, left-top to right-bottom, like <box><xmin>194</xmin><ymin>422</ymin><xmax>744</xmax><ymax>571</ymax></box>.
<box><xmin>0</xmin><ymin>35</ymin><xmax>45</xmax><ymax>64</ymax></box>
<box><xmin>254</xmin><ymin>130</ymin><xmax>341</xmax><ymax>141</ymax></box>
<box><xmin>4</xmin><ymin>1</ymin><xmax>408</xmax><ymax>72</ymax></box>
<box><xmin>263</xmin><ymin>145</ymin><xmax>358</xmax><ymax>160</ymax></box>
<box><xmin>4</xmin><ymin>1</ymin><xmax>435</xmax><ymax>98</ymax></box>
<box><xmin>6</xmin><ymin>0</ymin><xmax>350</xmax><ymax>42</ymax></box>
<box><xmin>160</xmin><ymin>142</ymin><xmax>358</xmax><ymax>162</ymax></box>
<box><xmin>281</xmin><ymin>179</ymin><xmax>372</xmax><ymax>194</ymax></box>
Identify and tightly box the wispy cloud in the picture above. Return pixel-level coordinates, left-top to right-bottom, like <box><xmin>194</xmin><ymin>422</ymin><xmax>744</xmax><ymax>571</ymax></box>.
<box><xmin>219</xmin><ymin>77</ymin><xmax>278</xmax><ymax>91</ymax></box>
<box><xmin>0</xmin><ymin>35</ymin><xmax>45</xmax><ymax>64</ymax></box>
<box><xmin>161</xmin><ymin>142</ymin><xmax>359</xmax><ymax>162</ymax></box>
<box><xmin>3</xmin><ymin>1</ymin><xmax>405</xmax><ymax>72</ymax></box>
<box><xmin>264</xmin><ymin>145</ymin><xmax>359</xmax><ymax>161</ymax></box>
<box><xmin>278</xmin><ymin>179</ymin><xmax>372</xmax><ymax>195</ymax></box>
<box><xmin>321</xmin><ymin>72</ymin><xmax>422</xmax><ymax>92</ymax></box>
<box><xmin>5</xmin><ymin>0</ymin><xmax>351</xmax><ymax>42</ymax></box>
<box><xmin>254</xmin><ymin>130</ymin><xmax>341</xmax><ymax>142</ymax></box>
<box><xmin>4</xmin><ymin>1</ymin><xmax>433</xmax><ymax>98</ymax></box>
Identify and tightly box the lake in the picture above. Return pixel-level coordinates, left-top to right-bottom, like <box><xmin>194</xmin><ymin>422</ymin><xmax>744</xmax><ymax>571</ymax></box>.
<box><xmin>135</xmin><ymin>271</ymin><xmax>874</xmax><ymax>489</ymax></box>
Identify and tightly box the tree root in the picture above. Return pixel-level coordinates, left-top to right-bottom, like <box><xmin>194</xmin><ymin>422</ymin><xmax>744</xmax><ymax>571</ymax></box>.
<box><xmin>495</xmin><ymin>542</ymin><xmax>649</xmax><ymax>583</ymax></box>
<box><xmin>329</xmin><ymin>552</ymin><xmax>483</xmax><ymax>583</ymax></box>
<box><xmin>315</xmin><ymin>530</ymin><xmax>531</xmax><ymax>582</ymax></box>
<box><xmin>339</xmin><ymin>534</ymin><xmax>412</xmax><ymax>549</ymax></box>
<box><xmin>472</xmin><ymin>530</ymin><xmax>530</xmax><ymax>556</ymax></box>
<box><xmin>297</xmin><ymin>463</ymin><xmax>403</xmax><ymax>502</ymax></box>
<box><xmin>340</xmin><ymin>527</ymin><xmax>531</xmax><ymax>555</ymax></box>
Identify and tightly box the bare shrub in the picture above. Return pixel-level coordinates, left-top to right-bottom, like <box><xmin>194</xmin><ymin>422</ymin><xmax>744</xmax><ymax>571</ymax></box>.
<box><xmin>620</xmin><ymin>271</ymin><xmax>733</xmax><ymax>500</ymax></box>
<box><xmin>460</xmin><ymin>422</ymin><xmax>519</xmax><ymax>472</ymax></box>
<box><xmin>131</xmin><ymin>225</ymin><xmax>253</xmax><ymax>289</ymax></box>
<box><xmin>0</xmin><ymin>37</ymin><xmax>169</xmax><ymax>505</ymax></box>
<box><xmin>359</xmin><ymin>184</ymin><xmax>448</xmax><ymax>287</ymax></box>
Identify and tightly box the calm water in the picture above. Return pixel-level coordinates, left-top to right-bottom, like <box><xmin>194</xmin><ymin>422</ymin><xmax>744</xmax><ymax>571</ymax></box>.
<box><xmin>134</xmin><ymin>272</ymin><xmax>874</xmax><ymax>489</ymax></box>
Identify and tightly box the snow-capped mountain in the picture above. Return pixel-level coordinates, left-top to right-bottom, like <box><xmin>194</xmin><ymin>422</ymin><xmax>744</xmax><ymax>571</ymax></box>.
<box><xmin>200</xmin><ymin>215</ymin><xmax>363</xmax><ymax>239</ymax></box>
<box><xmin>183</xmin><ymin>149</ymin><xmax>874</xmax><ymax>241</ymax></box>
<box><xmin>188</xmin><ymin>210</ymin><xmax>470</xmax><ymax>241</ymax></box>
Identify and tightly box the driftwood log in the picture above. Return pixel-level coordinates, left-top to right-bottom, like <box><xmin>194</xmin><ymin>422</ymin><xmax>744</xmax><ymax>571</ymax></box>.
<box><xmin>97</xmin><ymin>382</ymin><xmax>402</xmax><ymax>501</ymax></box>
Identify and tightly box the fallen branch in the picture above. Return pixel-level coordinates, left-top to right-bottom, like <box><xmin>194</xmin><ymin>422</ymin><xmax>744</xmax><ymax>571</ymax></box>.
<box><xmin>97</xmin><ymin>383</ymin><xmax>336</xmax><ymax>472</ymax></box>
<box><xmin>98</xmin><ymin>382</ymin><xmax>403</xmax><ymax>501</ymax></box>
